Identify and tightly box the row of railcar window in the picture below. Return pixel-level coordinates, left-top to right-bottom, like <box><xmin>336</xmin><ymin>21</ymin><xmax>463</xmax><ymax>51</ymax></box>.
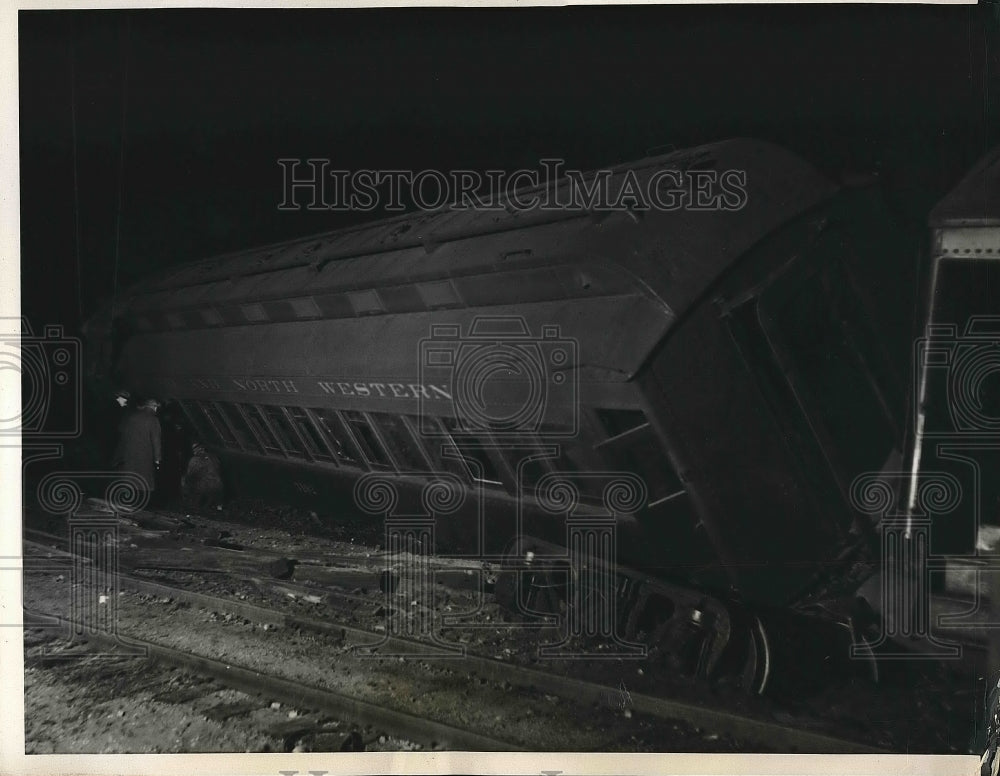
<box><xmin>174</xmin><ymin>399</ymin><xmax>686</xmax><ymax>509</ymax></box>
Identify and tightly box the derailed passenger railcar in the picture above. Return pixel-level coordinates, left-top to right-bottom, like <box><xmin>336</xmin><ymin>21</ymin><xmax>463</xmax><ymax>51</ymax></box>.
<box><xmin>84</xmin><ymin>139</ymin><xmax>920</xmax><ymax>683</ymax></box>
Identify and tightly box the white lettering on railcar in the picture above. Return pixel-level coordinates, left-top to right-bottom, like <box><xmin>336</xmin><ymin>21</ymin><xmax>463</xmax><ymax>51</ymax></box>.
<box><xmin>231</xmin><ymin>378</ymin><xmax>300</xmax><ymax>393</ymax></box>
<box><xmin>316</xmin><ymin>380</ymin><xmax>451</xmax><ymax>400</ymax></box>
<box><xmin>175</xmin><ymin>376</ymin><xmax>451</xmax><ymax>400</ymax></box>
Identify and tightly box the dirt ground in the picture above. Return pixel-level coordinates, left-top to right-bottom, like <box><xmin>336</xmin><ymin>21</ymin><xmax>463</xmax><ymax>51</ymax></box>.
<box><xmin>21</xmin><ymin>500</ymin><xmax>982</xmax><ymax>754</ymax></box>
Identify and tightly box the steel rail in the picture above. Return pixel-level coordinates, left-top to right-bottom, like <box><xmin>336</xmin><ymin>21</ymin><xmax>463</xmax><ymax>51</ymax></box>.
<box><xmin>23</xmin><ymin>538</ymin><xmax>889</xmax><ymax>754</ymax></box>
<box><xmin>30</xmin><ymin>610</ymin><xmax>521</xmax><ymax>752</ymax></box>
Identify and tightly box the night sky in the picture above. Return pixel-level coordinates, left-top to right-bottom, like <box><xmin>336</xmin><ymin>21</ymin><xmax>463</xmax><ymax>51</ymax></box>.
<box><xmin>18</xmin><ymin>6</ymin><xmax>1000</xmax><ymax>333</ymax></box>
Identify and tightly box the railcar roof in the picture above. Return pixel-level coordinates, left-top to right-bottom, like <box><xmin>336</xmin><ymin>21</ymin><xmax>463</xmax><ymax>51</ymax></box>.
<box><xmin>121</xmin><ymin>139</ymin><xmax>832</xmax><ymax>289</ymax></box>
<box><xmin>91</xmin><ymin>138</ymin><xmax>839</xmax><ymax>347</ymax></box>
<box><xmin>930</xmin><ymin>144</ymin><xmax>1000</xmax><ymax>228</ymax></box>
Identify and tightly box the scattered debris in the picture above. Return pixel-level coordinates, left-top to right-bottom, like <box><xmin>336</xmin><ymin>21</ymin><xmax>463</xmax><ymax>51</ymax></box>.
<box><xmin>379</xmin><ymin>570</ymin><xmax>399</xmax><ymax>594</ymax></box>
<box><xmin>268</xmin><ymin>558</ymin><xmax>298</xmax><ymax>580</ymax></box>
<box><xmin>203</xmin><ymin>700</ymin><xmax>259</xmax><ymax>722</ymax></box>
<box><xmin>339</xmin><ymin>731</ymin><xmax>365</xmax><ymax>751</ymax></box>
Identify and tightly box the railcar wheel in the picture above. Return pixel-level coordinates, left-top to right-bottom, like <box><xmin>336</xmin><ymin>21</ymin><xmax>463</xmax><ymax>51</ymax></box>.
<box><xmin>651</xmin><ymin>614</ymin><xmax>713</xmax><ymax>677</ymax></box>
<box><xmin>845</xmin><ymin>620</ymin><xmax>879</xmax><ymax>684</ymax></box>
<box><xmin>739</xmin><ymin>615</ymin><xmax>771</xmax><ymax>695</ymax></box>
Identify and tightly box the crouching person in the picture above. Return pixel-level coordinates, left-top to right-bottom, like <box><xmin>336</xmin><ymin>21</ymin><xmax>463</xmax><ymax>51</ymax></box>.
<box><xmin>182</xmin><ymin>442</ymin><xmax>225</xmax><ymax>512</ymax></box>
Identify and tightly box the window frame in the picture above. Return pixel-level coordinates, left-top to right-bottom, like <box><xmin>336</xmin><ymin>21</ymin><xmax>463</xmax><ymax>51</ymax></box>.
<box><xmin>445</xmin><ymin>418</ymin><xmax>513</xmax><ymax>489</ymax></box>
<box><xmin>370</xmin><ymin>413</ymin><xmax>435</xmax><ymax>473</ymax></box>
<box><xmin>258</xmin><ymin>404</ymin><xmax>308</xmax><ymax>459</ymax></box>
<box><xmin>198</xmin><ymin>400</ymin><xmax>240</xmax><ymax>448</ymax></box>
<box><xmin>591</xmin><ymin>407</ymin><xmax>687</xmax><ymax>507</ymax></box>
<box><xmin>342</xmin><ymin>409</ymin><xmax>395</xmax><ymax>470</ymax></box>
<box><xmin>213</xmin><ymin>401</ymin><xmax>262</xmax><ymax>454</ymax></box>
<box><xmin>497</xmin><ymin>434</ymin><xmax>559</xmax><ymax>494</ymax></box>
<box><xmin>236</xmin><ymin>403</ymin><xmax>284</xmax><ymax>456</ymax></box>
<box><xmin>177</xmin><ymin>399</ymin><xmax>220</xmax><ymax>446</ymax></box>
<box><xmin>311</xmin><ymin>407</ymin><xmax>367</xmax><ymax>469</ymax></box>
<box><xmin>287</xmin><ymin>406</ymin><xmax>337</xmax><ymax>463</ymax></box>
<box><xmin>415</xmin><ymin>417</ymin><xmax>479</xmax><ymax>482</ymax></box>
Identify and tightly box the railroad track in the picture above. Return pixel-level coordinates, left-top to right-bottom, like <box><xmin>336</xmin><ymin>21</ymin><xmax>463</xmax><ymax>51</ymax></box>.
<box><xmin>23</xmin><ymin>547</ymin><xmax>523</xmax><ymax>751</ymax></box>
<box><xmin>23</xmin><ymin>533</ymin><xmax>889</xmax><ymax>754</ymax></box>
<box><xmin>23</xmin><ymin>623</ymin><xmax>448</xmax><ymax>753</ymax></box>
<box><xmin>23</xmin><ymin>613</ymin><xmax>516</xmax><ymax>752</ymax></box>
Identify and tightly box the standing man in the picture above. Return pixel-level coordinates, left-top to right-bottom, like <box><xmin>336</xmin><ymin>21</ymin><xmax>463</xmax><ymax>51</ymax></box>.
<box><xmin>113</xmin><ymin>398</ymin><xmax>162</xmax><ymax>505</ymax></box>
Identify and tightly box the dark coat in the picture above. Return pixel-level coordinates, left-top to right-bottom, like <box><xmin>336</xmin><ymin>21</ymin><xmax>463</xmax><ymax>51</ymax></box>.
<box><xmin>113</xmin><ymin>407</ymin><xmax>162</xmax><ymax>489</ymax></box>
